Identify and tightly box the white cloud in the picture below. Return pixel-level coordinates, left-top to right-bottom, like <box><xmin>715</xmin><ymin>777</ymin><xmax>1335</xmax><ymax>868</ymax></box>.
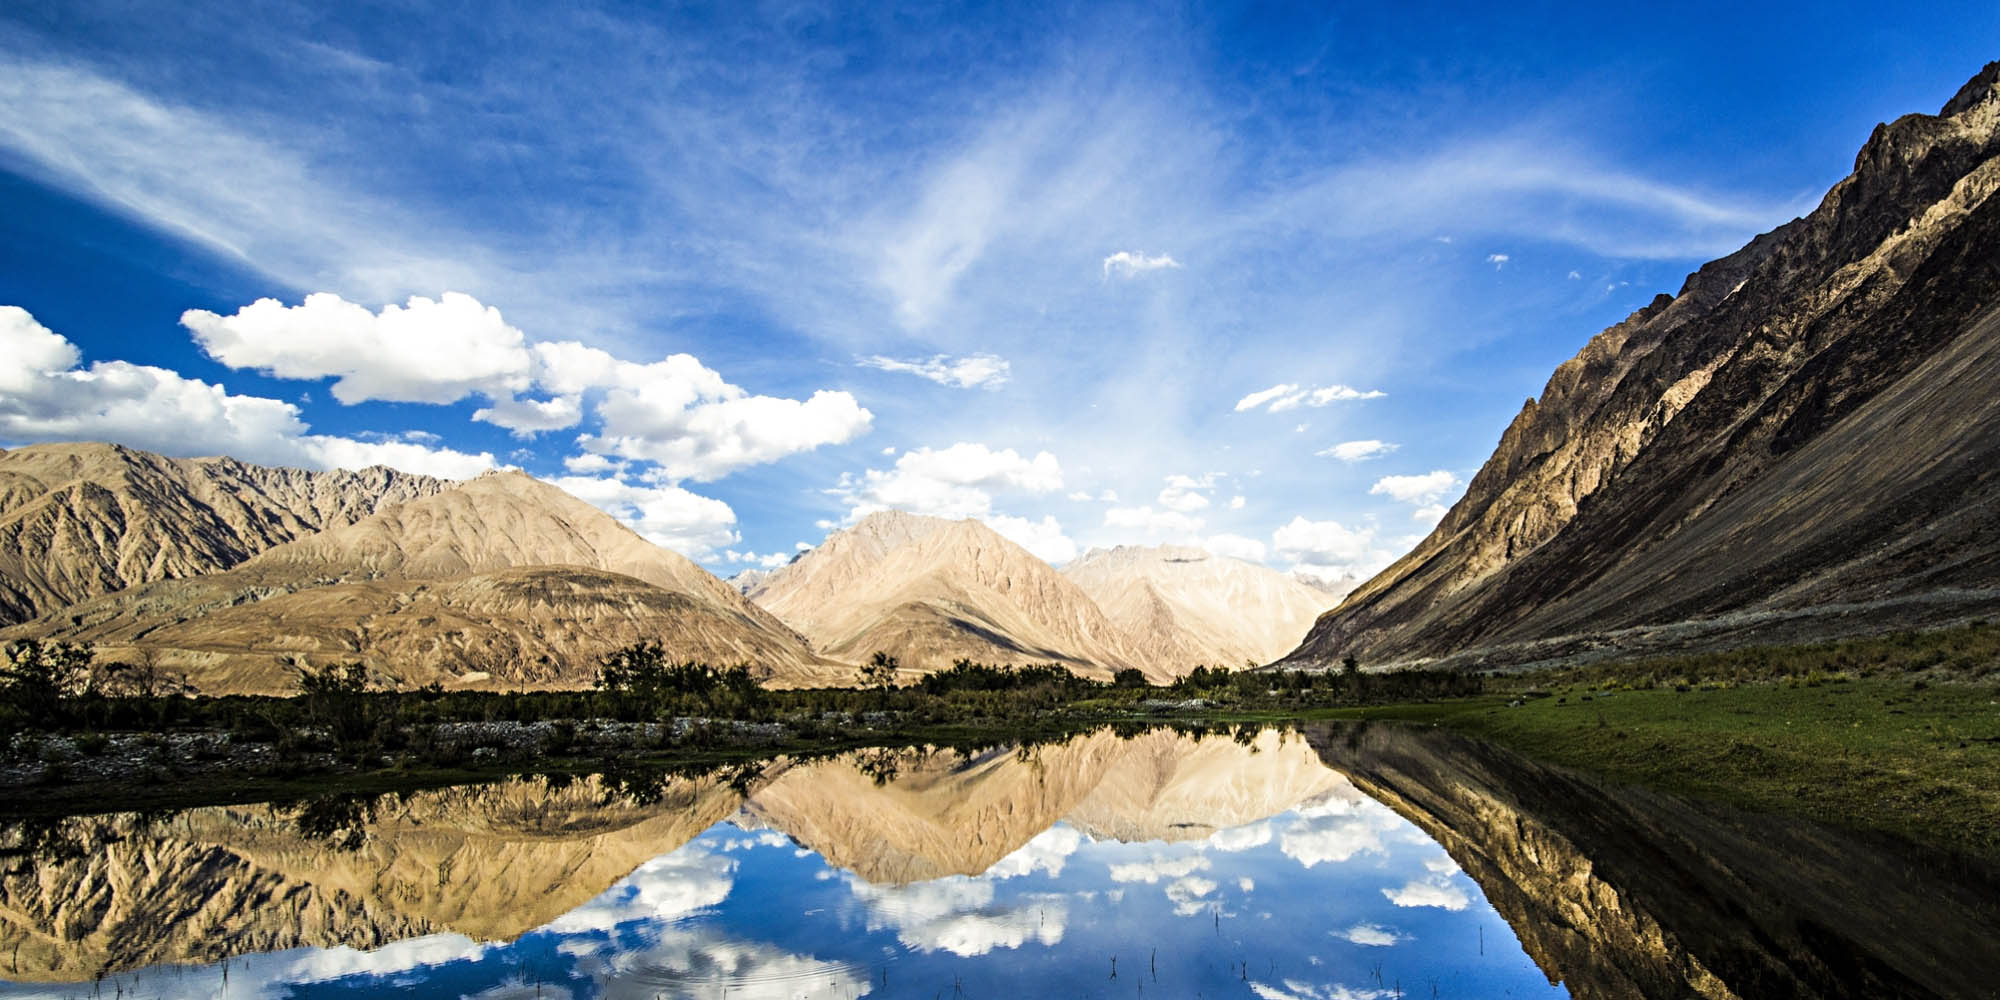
<box><xmin>985</xmin><ymin>514</ymin><xmax>1080</xmax><ymax>564</ymax></box>
<box><xmin>984</xmin><ymin>825</ymin><xmax>1084</xmax><ymax>879</ymax></box>
<box><xmin>1066</xmin><ymin>490</ymin><xmax>1094</xmax><ymax>501</ymax></box>
<box><xmin>1410</xmin><ymin>503</ymin><xmax>1449</xmax><ymax>527</ymax></box>
<box><xmin>1279</xmin><ymin>815</ymin><xmax>1385</xmax><ymax>867</ymax></box>
<box><xmin>831</xmin><ymin>442</ymin><xmax>1064</xmax><ymax>521</ymax></box>
<box><xmin>1272</xmin><ymin>516</ymin><xmax>1395</xmax><ymax>581</ymax></box>
<box><xmin>182</xmin><ymin>293</ymin><xmax>533</xmax><ymax>405</ymax></box>
<box><xmin>587</xmin><ymin>388</ymin><xmax>872</xmax><ymax>483</ymax></box>
<box><xmin>1238</xmin><ymin>384</ymin><xmax>1387</xmax><ymax>413</ymax></box>
<box><xmin>573</xmin><ymin>926</ymin><xmax>872</xmax><ymax>1000</ymax></box>
<box><xmin>848</xmin><ymin>876</ymin><xmax>1065</xmax><ymax>957</ymax></box>
<box><xmin>1318</xmin><ymin>440</ymin><xmax>1398</xmax><ymax>463</ymax></box>
<box><xmin>1101</xmin><ymin>250</ymin><xmax>1182</xmax><ymax>279</ymax></box>
<box><xmin>1104</xmin><ymin>505</ymin><xmax>1204</xmax><ymax>541</ymax></box>
<box><xmin>1158</xmin><ymin>473</ymin><xmax>1214</xmax><ymax>513</ymax></box>
<box><xmin>1165</xmin><ymin>874</ymin><xmax>1220</xmax><ymax>915</ymax></box>
<box><xmin>1107</xmin><ymin>854</ymin><xmax>1210</xmax><ymax>884</ymax></box>
<box><xmin>550</xmin><ymin>475</ymin><xmax>740</xmax><ymax>559</ymax></box>
<box><xmin>1338</xmin><ymin>923</ymin><xmax>1406</xmax><ymax>947</ymax></box>
<box><xmin>1228</xmin><ymin>495</ymin><xmax>1246</xmax><ymax>510</ymax></box>
<box><xmin>1205</xmin><ymin>533</ymin><xmax>1268</xmax><ymax>562</ymax></box>
<box><xmin>1234</xmin><ymin>383</ymin><xmax>1298</xmax><ymax>412</ymax></box>
<box><xmin>723</xmin><ymin>549</ymin><xmax>791</xmax><ymax>568</ymax></box>
<box><xmin>0</xmin><ymin>305</ymin><xmax>494</xmax><ymax>479</ymax></box>
<box><xmin>1369</xmin><ymin>470</ymin><xmax>1461</xmax><ymax>505</ymax></box>
<box><xmin>1568</xmin><ymin>269</ymin><xmax>1583</xmax><ymax>279</ymax></box>
<box><xmin>1486</xmin><ymin>253</ymin><xmax>1510</xmax><ymax>267</ymax></box>
<box><xmin>858</xmin><ymin>352</ymin><xmax>1011</xmax><ymax>389</ymax></box>
<box><xmin>543</xmin><ymin>845</ymin><xmax>735</xmax><ymax>934</ymax></box>
<box><xmin>1381</xmin><ymin>877</ymin><xmax>1470</xmax><ymax>911</ymax></box>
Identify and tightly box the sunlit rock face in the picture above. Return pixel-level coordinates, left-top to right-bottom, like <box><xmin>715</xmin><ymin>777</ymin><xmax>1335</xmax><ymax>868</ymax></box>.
<box><xmin>1306</xmin><ymin>723</ymin><xmax>2000</xmax><ymax>1000</ymax></box>
<box><xmin>1063</xmin><ymin>544</ymin><xmax>1337</xmax><ymax>672</ymax></box>
<box><xmin>0</xmin><ymin>441</ymin><xmax>450</xmax><ymax>625</ymax></box>
<box><xmin>1</xmin><ymin>466</ymin><xmax>840</xmax><ymax>693</ymax></box>
<box><xmin>743</xmin><ymin>510</ymin><xmax>1154</xmax><ymax>680</ymax></box>
<box><xmin>1286</xmin><ymin>62</ymin><xmax>2000</xmax><ymax>670</ymax></box>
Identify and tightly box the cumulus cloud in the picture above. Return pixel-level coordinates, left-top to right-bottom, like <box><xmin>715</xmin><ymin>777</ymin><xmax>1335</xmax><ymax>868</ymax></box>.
<box><xmin>1410</xmin><ymin>503</ymin><xmax>1449</xmax><ymax>527</ymax></box>
<box><xmin>1338</xmin><ymin>923</ymin><xmax>1406</xmax><ymax>947</ymax></box>
<box><xmin>986</xmin><ymin>513</ymin><xmax>1080</xmax><ymax>564</ymax></box>
<box><xmin>1165</xmin><ymin>874</ymin><xmax>1220</xmax><ymax>915</ymax></box>
<box><xmin>1318</xmin><ymin>440</ymin><xmax>1398</xmax><ymax>463</ymax></box>
<box><xmin>1107</xmin><ymin>854</ymin><xmax>1210</xmax><ymax>884</ymax></box>
<box><xmin>551</xmin><ymin>475</ymin><xmax>741</xmax><ymax>559</ymax></box>
<box><xmin>1272</xmin><ymin>515</ymin><xmax>1395</xmax><ymax>581</ymax></box>
<box><xmin>858</xmin><ymin>352</ymin><xmax>1011</xmax><ymax>389</ymax></box>
<box><xmin>185</xmin><ymin>292</ymin><xmax>871</xmax><ymax>480</ymax></box>
<box><xmin>1104</xmin><ymin>505</ymin><xmax>1204</xmax><ymax>541</ymax></box>
<box><xmin>1101</xmin><ymin>250</ymin><xmax>1182</xmax><ymax>279</ymax></box>
<box><xmin>1236</xmin><ymin>383</ymin><xmax>1386</xmax><ymax>413</ymax></box>
<box><xmin>984</xmin><ymin>825</ymin><xmax>1084</xmax><ymax>879</ymax></box>
<box><xmin>543</xmin><ymin>846</ymin><xmax>735</xmax><ymax>934</ymax></box>
<box><xmin>182</xmin><ymin>293</ymin><xmax>533</xmax><ymax>405</ymax></box>
<box><xmin>848</xmin><ymin>876</ymin><xmax>1066</xmax><ymax>957</ymax></box>
<box><xmin>722</xmin><ymin>549</ymin><xmax>792</xmax><ymax>569</ymax></box>
<box><xmin>0</xmin><ymin>305</ymin><xmax>494</xmax><ymax>479</ymax></box>
<box><xmin>1157</xmin><ymin>473</ymin><xmax>1214</xmax><ymax>513</ymax></box>
<box><xmin>1486</xmin><ymin>253</ymin><xmax>1510</xmax><ymax>267</ymax></box>
<box><xmin>1381</xmin><ymin>877</ymin><xmax>1470</xmax><ymax>911</ymax></box>
<box><xmin>831</xmin><ymin>442</ymin><xmax>1064</xmax><ymax>521</ymax></box>
<box><xmin>1205</xmin><ymin>533</ymin><xmax>1268</xmax><ymax>562</ymax></box>
<box><xmin>1369</xmin><ymin>470</ymin><xmax>1461</xmax><ymax>505</ymax></box>
<box><xmin>572</xmin><ymin>926</ymin><xmax>872</xmax><ymax>1000</ymax></box>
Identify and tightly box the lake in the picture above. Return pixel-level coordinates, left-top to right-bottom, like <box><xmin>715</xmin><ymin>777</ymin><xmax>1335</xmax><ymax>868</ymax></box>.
<box><xmin>1</xmin><ymin>723</ymin><xmax>1993</xmax><ymax>999</ymax></box>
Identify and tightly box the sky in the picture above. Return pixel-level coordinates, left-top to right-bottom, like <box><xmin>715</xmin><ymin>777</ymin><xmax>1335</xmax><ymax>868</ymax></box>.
<box><xmin>1</xmin><ymin>1</ymin><xmax>1995</xmax><ymax>582</ymax></box>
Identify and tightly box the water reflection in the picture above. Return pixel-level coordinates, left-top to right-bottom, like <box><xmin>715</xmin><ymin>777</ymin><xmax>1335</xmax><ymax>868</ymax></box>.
<box><xmin>2</xmin><ymin>723</ymin><xmax>1994</xmax><ymax>999</ymax></box>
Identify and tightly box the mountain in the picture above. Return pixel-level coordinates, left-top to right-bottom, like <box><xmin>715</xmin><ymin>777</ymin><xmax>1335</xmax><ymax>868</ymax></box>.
<box><xmin>1284</xmin><ymin>62</ymin><xmax>2000</xmax><ymax>670</ymax></box>
<box><xmin>745</xmin><ymin>510</ymin><xmax>1155</xmax><ymax>680</ymax></box>
<box><xmin>3</xmin><ymin>468</ymin><xmax>837</xmax><ymax>693</ymax></box>
<box><xmin>0</xmin><ymin>442</ymin><xmax>448</xmax><ymax>625</ymax></box>
<box><xmin>1062</xmin><ymin>544</ymin><xmax>1333</xmax><ymax>671</ymax></box>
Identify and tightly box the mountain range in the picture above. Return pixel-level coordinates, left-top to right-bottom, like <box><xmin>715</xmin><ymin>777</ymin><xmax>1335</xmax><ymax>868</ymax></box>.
<box><xmin>1283</xmin><ymin>61</ymin><xmax>2000</xmax><ymax>671</ymax></box>
<box><xmin>0</xmin><ymin>445</ymin><xmax>1333</xmax><ymax>692</ymax></box>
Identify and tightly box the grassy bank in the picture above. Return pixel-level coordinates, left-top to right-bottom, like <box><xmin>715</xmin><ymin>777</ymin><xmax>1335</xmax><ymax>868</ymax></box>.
<box><xmin>1341</xmin><ymin>625</ymin><xmax>2000</xmax><ymax>862</ymax></box>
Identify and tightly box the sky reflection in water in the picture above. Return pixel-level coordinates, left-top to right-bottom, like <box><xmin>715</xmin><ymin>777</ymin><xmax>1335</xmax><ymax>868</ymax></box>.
<box><xmin>0</xmin><ymin>758</ymin><xmax>1565</xmax><ymax>999</ymax></box>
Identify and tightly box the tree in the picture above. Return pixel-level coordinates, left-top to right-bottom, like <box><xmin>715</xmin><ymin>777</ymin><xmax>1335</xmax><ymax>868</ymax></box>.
<box><xmin>1341</xmin><ymin>655</ymin><xmax>1361</xmax><ymax>676</ymax></box>
<box><xmin>0</xmin><ymin>640</ymin><xmax>94</xmax><ymax>719</ymax></box>
<box><xmin>1112</xmin><ymin>667</ymin><xmax>1150</xmax><ymax>689</ymax></box>
<box><xmin>299</xmin><ymin>661</ymin><xmax>372</xmax><ymax>743</ymax></box>
<box><xmin>858</xmin><ymin>651</ymin><xmax>899</xmax><ymax>690</ymax></box>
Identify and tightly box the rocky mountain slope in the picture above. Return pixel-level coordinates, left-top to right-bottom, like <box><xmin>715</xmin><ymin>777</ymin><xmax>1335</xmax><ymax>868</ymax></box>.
<box><xmin>1284</xmin><ymin>62</ymin><xmax>2000</xmax><ymax>670</ymax></box>
<box><xmin>0</xmin><ymin>442</ymin><xmax>448</xmax><ymax>625</ymax></box>
<box><xmin>1063</xmin><ymin>544</ymin><xmax>1333</xmax><ymax>671</ymax></box>
<box><xmin>745</xmin><ymin>511</ymin><xmax>1156</xmax><ymax>680</ymax></box>
<box><xmin>3</xmin><ymin>469</ymin><xmax>836</xmax><ymax>693</ymax></box>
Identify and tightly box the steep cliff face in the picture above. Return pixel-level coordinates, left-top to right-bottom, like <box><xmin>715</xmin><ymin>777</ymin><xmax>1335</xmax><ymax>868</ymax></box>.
<box><xmin>1063</xmin><ymin>545</ymin><xmax>1334</xmax><ymax>672</ymax></box>
<box><xmin>1307</xmin><ymin>723</ymin><xmax>2000</xmax><ymax>1000</ymax></box>
<box><xmin>0</xmin><ymin>442</ymin><xmax>449</xmax><ymax>625</ymax></box>
<box><xmin>748</xmin><ymin>511</ymin><xmax>1149</xmax><ymax>679</ymax></box>
<box><xmin>4</xmin><ymin>470</ymin><xmax>837</xmax><ymax>693</ymax></box>
<box><xmin>1287</xmin><ymin>62</ymin><xmax>2000</xmax><ymax>668</ymax></box>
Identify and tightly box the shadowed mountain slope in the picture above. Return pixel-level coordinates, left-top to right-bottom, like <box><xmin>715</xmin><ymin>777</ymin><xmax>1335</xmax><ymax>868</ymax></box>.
<box><xmin>1285</xmin><ymin>62</ymin><xmax>2000</xmax><ymax>670</ymax></box>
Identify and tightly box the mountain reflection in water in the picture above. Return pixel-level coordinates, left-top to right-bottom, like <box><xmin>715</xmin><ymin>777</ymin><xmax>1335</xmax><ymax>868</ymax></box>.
<box><xmin>1</xmin><ymin>724</ymin><xmax>1994</xmax><ymax>999</ymax></box>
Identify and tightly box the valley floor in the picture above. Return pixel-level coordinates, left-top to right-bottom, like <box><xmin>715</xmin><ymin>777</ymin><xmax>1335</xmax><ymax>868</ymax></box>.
<box><xmin>5</xmin><ymin>624</ymin><xmax>1996</xmax><ymax>865</ymax></box>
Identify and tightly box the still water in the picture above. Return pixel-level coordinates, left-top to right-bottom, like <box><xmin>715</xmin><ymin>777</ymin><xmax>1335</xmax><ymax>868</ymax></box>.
<box><xmin>1</xmin><ymin>724</ymin><xmax>1994</xmax><ymax>999</ymax></box>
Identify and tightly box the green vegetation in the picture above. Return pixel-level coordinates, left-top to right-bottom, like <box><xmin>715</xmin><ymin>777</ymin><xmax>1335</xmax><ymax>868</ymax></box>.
<box><xmin>1340</xmin><ymin>623</ymin><xmax>2000</xmax><ymax>862</ymax></box>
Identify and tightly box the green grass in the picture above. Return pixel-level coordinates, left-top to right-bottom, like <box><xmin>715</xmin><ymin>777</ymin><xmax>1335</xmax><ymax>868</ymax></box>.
<box><xmin>1341</xmin><ymin>677</ymin><xmax>2000</xmax><ymax>862</ymax></box>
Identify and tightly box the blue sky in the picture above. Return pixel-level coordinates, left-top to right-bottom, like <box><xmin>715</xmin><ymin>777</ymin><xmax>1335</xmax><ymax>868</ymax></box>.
<box><xmin>1</xmin><ymin>2</ymin><xmax>1995</xmax><ymax>579</ymax></box>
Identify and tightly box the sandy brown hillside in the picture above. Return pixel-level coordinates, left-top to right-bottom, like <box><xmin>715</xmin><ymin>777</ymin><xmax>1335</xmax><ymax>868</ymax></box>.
<box><xmin>1063</xmin><ymin>545</ymin><xmax>1333</xmax><ymax>671</ymax></box>
<box><xmin>4</xmin><ymin>470</ymin><xmax>837</xmax><ymax>693</ymax></box>
<box><xmin>0</xmin><ymin>442</ymin><xmax>448</xmax><ymax>624</ymax></box>
<box><xmin>747</xmin><ymin>510</ymin><xmax>1154</xmax><ymax>680</ymax></box>
<box><xmin>1284</xmin><ymin>61</ymin><xmax>2000</xmax><ymax>671</ymax></box>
